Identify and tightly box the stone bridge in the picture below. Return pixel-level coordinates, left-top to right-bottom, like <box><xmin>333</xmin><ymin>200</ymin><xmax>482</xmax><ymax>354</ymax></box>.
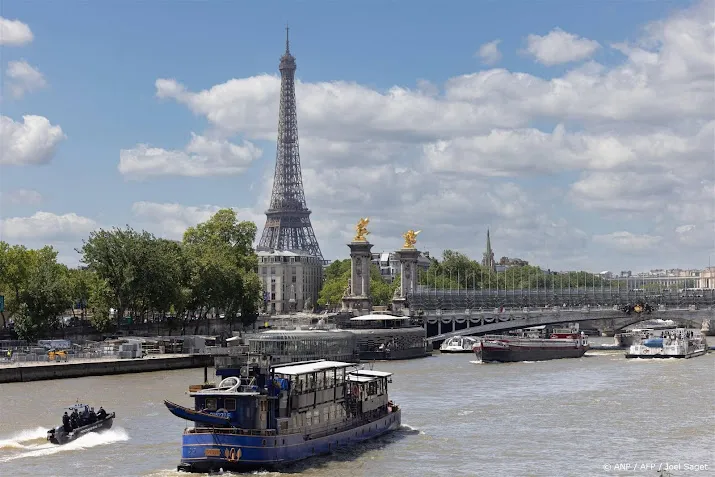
<box><xmin>422</xmin><ymin>306</ymin><xmax>714</xmax><ymax>344</ymax></box>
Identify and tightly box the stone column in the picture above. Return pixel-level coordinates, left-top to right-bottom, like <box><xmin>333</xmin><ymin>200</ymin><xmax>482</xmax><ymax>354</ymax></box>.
<box><xmin>392</xmin><ymin>248</ymin><xmax>421</xmax><ymax>315</ymax></box>
<box><xmin>342</xmin><ymin>240</ymin><xmax>374</xmax><ymax>315</ymax></box>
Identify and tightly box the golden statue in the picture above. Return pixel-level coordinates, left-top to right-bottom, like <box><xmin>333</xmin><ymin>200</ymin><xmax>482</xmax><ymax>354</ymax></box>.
<box><xmin>402</xmin><ymin>229</ymin><xmax>421</xmax><ymax>249</ymax></box>
<box><xmin>354</xmin><ymin>217</ymin><xmax>370</xmax><ymax>242</ymax></box>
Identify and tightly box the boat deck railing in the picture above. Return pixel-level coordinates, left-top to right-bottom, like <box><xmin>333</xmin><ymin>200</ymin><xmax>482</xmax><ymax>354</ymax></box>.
<box><xmin>186</xmin><ymin>427</ymin><xmax>277</xmax><ymax>437</ymax></box>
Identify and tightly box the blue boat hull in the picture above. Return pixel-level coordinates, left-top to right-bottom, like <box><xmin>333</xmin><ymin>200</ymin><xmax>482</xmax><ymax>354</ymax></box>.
<box><xmin>177</xmin><ymin>409</ymin><xmax>401</xmax><ymax>472</ymax></box>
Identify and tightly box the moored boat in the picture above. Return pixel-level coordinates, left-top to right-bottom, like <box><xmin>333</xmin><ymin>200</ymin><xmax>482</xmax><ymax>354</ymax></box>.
<box><xmin>47</xmin><ymin>403</ymin><xmax>115</xmax><ymax>445</ymax></box>
<box><xmin>169</xmin><ymin>356</ymin><xmax>401</xmax><ymax>473</ymax></box>
<box><xmin>439</xmin><ymin>336</ymin><xmax>478</xmax><ymax>353</ymax></box>
<box><xmin>473</xmin><ymin>327</ymin><xmax>589</xmax><ymax>363</ymax></box>
<box><xmin>625</xmin><ymin>328</ymin><xmax>708</xmax><ymax>359</ymax></box>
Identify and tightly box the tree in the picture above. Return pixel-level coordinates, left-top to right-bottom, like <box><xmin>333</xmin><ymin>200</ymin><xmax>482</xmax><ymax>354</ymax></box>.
<box><xmin>183</xmin><ymin>209</ymin><xmax>261</xmax><ymax>328</ymax></box>
<box><xmin>0</xmin><ymin>243</ymin><xmax>34</xmax><ymax>329</ymax></box>
<box><xmin>317</xmin><ymin>260</ymin><xmax>399</xmax><ymax>307</ymax></box>
<box><xmin>14</xmin><ymin>247</ymin><xmax>71</xmax><ymax>341</ymax></box>
<box><xmin>80</xmin><ymin>227</ymin><xmax>148</xmax><ymax>326</ymax></box>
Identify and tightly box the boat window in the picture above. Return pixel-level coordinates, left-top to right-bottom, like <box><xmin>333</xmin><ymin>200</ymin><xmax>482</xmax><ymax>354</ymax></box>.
<box><xmin>224</xmin><ymin>398</ymin><xmax>236</xmax><ymax>411</ymax></box>
<box><xmin>204</xmin><ymin>398</ymin><xmax>217</xmax><ymax>411</ymax></box>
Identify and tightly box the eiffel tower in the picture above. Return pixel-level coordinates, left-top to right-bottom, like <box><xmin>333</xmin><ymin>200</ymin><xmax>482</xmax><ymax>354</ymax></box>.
<box><xmin>257</xmin><ymin>28</ymin><xmax>323</xmax><ymax>260</ymax></box>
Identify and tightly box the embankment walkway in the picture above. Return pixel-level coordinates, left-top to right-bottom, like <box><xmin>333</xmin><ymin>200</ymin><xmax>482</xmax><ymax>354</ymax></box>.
<box><xmin>0</xmin><ymin>354</ymin><xmax>213</xmax><ymax>383</ymax></box>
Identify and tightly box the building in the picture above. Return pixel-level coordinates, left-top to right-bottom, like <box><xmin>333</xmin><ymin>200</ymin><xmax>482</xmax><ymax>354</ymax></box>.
<box><xmin>255</xmin><ymin>30</ymin><xmax>324</xmax><ymax>313</ymax></box>
<box><xmin>698</xmin><ymin>267</ymin><xmax>715</xmax><ymax>289</ymax></box>
<box><xmin>481</xmin><ymin>229</ymin><xmax>496</xmax><ymax>272</ymax></box>
<box><xmin>371</xmin><ymin>251</ymin><xmax>432</xmax><ymax>283</ymax></box>
<box><xmin>258</xmin><ymin>250</ymin><xmax>323</xmax><ymax>313</ymax></box>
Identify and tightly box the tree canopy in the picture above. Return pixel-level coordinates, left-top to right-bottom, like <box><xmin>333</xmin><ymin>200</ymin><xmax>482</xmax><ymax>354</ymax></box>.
<box><xmin>0</xmin><ymin>208</ymin><xmax>263</xmax><ymax>341</ymax></box>
<box><xmin>318</xmin><ymin>259</ymin><xmax>399</xmax><ymax>307</ymax></box>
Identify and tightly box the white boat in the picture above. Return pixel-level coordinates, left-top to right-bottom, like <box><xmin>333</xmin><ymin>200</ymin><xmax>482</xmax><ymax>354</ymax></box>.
<box><xmin>439</xmin><ymin>336</ymin><xmax>478</xmax><ymax>353</ymax></box>
<box><xmin>625</xmin><ymin>328</ymin><xmax>708</xmax><ymax>359</ymax></box>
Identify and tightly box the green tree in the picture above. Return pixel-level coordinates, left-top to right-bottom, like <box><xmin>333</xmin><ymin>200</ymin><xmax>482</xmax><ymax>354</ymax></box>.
<box><xmin>0</xmin><ymin>243</ymin><xmax>34</xmax><ymax>328</ymax></box>
<box><xmin>183</xmin><ymin>209</ymin><xmax>261</xmax><ymax>328</ymax></box>
<box><xmin>14</xmin><ymin>247</ymin><xmax>71</xmax><ymax>341</ymax></box>
<box><xmin>317</xmin><ymin>260</ymin><xmax>399</xmax><ymax>307</ymax></box>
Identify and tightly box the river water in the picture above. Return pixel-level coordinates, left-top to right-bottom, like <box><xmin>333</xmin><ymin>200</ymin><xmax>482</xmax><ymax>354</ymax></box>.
<box><xmin>1</xmin><ymin>338</ymin><xmax>713</xmax><ymax>477</ymax></box>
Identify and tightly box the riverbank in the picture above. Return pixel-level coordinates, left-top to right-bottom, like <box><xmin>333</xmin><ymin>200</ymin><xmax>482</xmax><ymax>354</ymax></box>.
<box><xmin>0</xmin><ymin>354</ymin><xmax>213</xmax><ymax>383</ymax></box>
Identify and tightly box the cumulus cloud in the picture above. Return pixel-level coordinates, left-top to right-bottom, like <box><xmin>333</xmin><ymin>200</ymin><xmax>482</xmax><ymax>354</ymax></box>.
<box><xmin>0</xmin><ymin>188</ymin><xmax>43</xmax><ymax>206</ymax></box>
<box><xmin>131</xmin><ymin>201</ymin><xmax>265</xmax><ymax>240</ymax></box>
<box><xmin>525</xmin><ymin>28</ymin><xmax>600</xmax><ymax>65</ymax></box>
<box><xmin>0</xmin><ymin>115</ymin><xmax>66</xmax><ymax>165</ymax></box>
<box><xmin>128</xmin><ymin>0</ymin><xmax>713</xmax><ymax>270</ymax></box>
<box><xmin>0</xmin><ymin>212</ymin><xmax>98</xmax><ymax>242</ymax></box>
<box><xmin>0</xmin><ymin>17</ymin><xmax>33</xmax><ymax>46</ymax></box>
<box><xmin>6</xmin><ymin>60</ymin><xmax>47</xmax><ymax>98</ymax></box>
<box><xmin>119</xmin><ymin>133</ymin><xmax>262</xmax><ymax>179</ymax></box>
<box><xmin>476</xmin><ymin>39</ymin><xmax>502</xmax><ymax>65</ymax></box>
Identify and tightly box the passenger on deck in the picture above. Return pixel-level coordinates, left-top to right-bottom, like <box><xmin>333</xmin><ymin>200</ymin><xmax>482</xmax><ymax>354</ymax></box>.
<box><xmin>89</xmin><ymin>407</ymin><xmax>97</xmax><ymax>423</ymax></box>
<box><xmin>62</xmin><ymin>412</ymin><xmax>71</xmax><ymax>433</ymax></box>
<box><xmin>70</xmin><ymin>410</ymin><xmax>79</xmax><ymax>430</ymax></box>
<box><xmin>96</xmin><ymin>407</ymin><xmax>107</xmax><ymax>420</ymax></box>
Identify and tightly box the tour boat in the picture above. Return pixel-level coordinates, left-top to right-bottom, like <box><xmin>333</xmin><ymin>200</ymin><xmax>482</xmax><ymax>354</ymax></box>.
<box><xmin>168</xmin><ymin>357</ymin><xmax>401</xmax><ymax>472</ymax></box>
<box><xmin>439</xmin><ymin>336</ymin><xmax>478</xmax><ymax>353</ymax></box>
<box><xmin>473</xmin><ymin>327</ymin><xmax>589</xmax><ymax>363</ymax></box>
<box><xmin>625</xmin><ymin>328</ymin><xmax>708</xmax><ymax>359</ymax></box>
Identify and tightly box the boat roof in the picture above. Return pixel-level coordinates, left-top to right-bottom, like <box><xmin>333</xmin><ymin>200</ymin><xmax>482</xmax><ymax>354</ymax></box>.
<box><xmin>349</xmin><ymin>369</ymin><xmax>392</xmax><ymax>378</ymax></box>
<box><xmin>349</xmin><ymin>314</ymin><xmax>410</xmax><ymax>321</ymax></box>
<box><xmin>347</xmin><ymin>374</ymin><xmax>377</xmax><ymax>383</ymax></box>
<box><xmin>273</xmin><ymin>360</ymin><xmax>357</xmax><ymax>376</ymax></box>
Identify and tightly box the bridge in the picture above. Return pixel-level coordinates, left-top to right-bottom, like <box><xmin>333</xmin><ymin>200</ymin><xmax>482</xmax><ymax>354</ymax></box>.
<box><xmin>422</xmin><ymin>306</ymin><xmax>713</xmax><ymax>344</ymax></box>
<box><xmin>403</xmin><ymin>288</ymin><xmax>715</xmax><ymax>344</ymax></box>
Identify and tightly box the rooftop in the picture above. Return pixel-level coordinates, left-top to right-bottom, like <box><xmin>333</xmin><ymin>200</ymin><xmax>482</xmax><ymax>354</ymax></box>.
<box><xmin>272</xmin><ymin>360</ymin><xmax>357</xmax><ymax>376</ymax></box>
<box><xmin>349</xmin><ymin>314</ymin><xmax>410</xmax><ymax>321</ymax></box>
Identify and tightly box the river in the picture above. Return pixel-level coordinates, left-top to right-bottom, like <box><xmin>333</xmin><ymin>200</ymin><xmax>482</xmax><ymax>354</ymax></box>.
<box><xmin>1</xmin><ymin>339</ymin><xmax>713</xmax><ymax>477</ymax></box>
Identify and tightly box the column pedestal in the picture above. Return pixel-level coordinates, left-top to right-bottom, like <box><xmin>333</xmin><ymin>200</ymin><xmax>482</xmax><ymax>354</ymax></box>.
<box><xmin>392</xmin><ymin>248</ymin><xmax>421</xmax><ymax>315</ymax></box>
<box><xmin>341</xmin><ymin>241</ymin><xmax>374</xmax><ymax>316</ymax></box>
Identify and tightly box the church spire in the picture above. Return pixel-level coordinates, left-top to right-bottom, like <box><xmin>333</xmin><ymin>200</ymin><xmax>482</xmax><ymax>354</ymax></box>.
<box><xmin>482</xmin><ymin>229</ymin><xmax>496</xmax><ymax>272</ymax></box>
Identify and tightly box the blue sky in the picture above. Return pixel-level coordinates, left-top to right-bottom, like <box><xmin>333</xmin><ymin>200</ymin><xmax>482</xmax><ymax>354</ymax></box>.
<box><xmin>1</xmin><ymin>0</ymin><xmax>713</xmax><ymax>272</ymax></box>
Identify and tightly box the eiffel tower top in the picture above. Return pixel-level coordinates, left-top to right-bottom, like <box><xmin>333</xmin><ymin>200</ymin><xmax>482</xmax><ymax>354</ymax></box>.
<box><xmin>257</xmin><ymin>29</ymin><xmax>323</xmax><ymax>259</ymax></box>
<box><xmin>280</xmin><ymin>26</ymin><xmax>296</xmax><ymax>71</ymax></box>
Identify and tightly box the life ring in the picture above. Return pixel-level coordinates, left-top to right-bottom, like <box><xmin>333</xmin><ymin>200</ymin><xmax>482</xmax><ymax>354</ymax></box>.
<box><xmin>642</xmin><ymin>348</ymin><xmax>649</xmax><ymax>354</ymax></box>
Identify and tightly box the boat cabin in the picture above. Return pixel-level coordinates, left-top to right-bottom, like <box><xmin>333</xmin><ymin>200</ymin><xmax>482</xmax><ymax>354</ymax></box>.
<box><xmin>181</xmin><ymin>359</ymin><xmax>394</xmax><ymax>436</ymax></box>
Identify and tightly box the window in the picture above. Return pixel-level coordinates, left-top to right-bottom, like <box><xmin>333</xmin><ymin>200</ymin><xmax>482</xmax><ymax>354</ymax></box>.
<box><xmin>204</xmin><ymin>398</ymin><xmax>217</xmax><ymax>411</ymax></box>
<box><xmin>224</xmin><ymin>398</ymin><xmax>236</xmax><ymax>411</ymax></box>
<box><xmin>270</xmin><ymin>267</ymin><xmax>275</xmax><ymax>275</ymax></box>
<box><xmin>292</xmin><ymin>276</ymin><xmax>296</xmax><ymax>283</ymax></box>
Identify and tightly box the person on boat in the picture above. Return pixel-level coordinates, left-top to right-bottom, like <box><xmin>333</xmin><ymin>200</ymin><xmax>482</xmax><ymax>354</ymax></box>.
<box><xmin>70</xmin><ymin>409</ymin><xmax>79</xmax><ymax>430</ymax></box>
<box><xmin>89</xmin><ymin>407</ymin><xmax>97</xmax><ymax>423</ymax></box>
<box><xmin>62</xmin><ymin>412</ymin><xmax>71</xmax><ymax>433</ymax></box>
<box><xmin>96</xmin><ymin>407</ymin><xmax>107</xmax><ymax>420</ymax></box>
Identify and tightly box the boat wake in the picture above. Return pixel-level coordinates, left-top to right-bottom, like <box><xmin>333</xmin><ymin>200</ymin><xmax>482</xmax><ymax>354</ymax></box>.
<box><xmin>399</xmin><ymin>424</ymin><xmax>425</xmax><ymax>435</ymax></box>
<box><xmin>0</xmin><ymin>427</ymin><xmax>48</xmax><ymax>450</ymax></box>
<box><xmin>0</xmin><ymin>427</ymin><xmax>129</xmax><ymax>462</ymax></box>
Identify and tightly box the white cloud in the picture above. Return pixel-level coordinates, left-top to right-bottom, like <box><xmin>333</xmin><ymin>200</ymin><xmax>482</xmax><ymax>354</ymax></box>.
<box><xmin>0</xmin><ymin>212</ymin><xmax>98</xmax><ymax>242</ymax></box>
<box><xmin>525</xmin><ymin>28</ymin><xmax>600</xmax><ymax>65</ymax></box>
<box><xmin>0</xmin><ymin>188</ymin><xmax>43</xmax><ymax>206</ymax></box>
<box><xmin>119</xmin><ymin>133</ymin><xmax>261</xmax><ymax>179</ymax></box>
<box><xmin>129</xmin><ymin>0</ymin><xmax>714</xmax><ymax>270</ymax></box>
<box><xmin>0</xmin><ymin>115</ymin><xmax>66</xmax><ymax>165</ymax></box>
<box><xmin>0</xmin><ymin>17</ymin><xmax>33</xmax><ymax>46</ymax></box>
<box><xmin>131</xmin><ymin>201</ymin><xmax>264</xmax><ymax>241</ymax></box>
<box><xmin>6</xmin><ymin>60</ymin><xmax>47</xmax><ymax>98</ymax></box>
<box><xmin>593</xmin><ymin>232</ymin><xmax>663</xmax><ymax>253</ymax></box>
<box><xmin>476</xmin><ymin>39</ymin><xmax>502</xmax><ymax>65</ymax></box>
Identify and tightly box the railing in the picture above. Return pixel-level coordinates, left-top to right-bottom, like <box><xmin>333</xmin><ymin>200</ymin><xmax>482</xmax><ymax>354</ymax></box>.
<box><xmin>186</xmin><ymin>427</ymin><xmax>276</xmax><ymax>436</ymax></box>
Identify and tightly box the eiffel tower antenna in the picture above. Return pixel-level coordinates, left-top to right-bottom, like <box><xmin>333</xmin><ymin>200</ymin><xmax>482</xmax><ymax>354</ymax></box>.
<box><xmin>257</xmin><ymin>29</ymin><xmax>323</xmax><ymax>259</ymax></box>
